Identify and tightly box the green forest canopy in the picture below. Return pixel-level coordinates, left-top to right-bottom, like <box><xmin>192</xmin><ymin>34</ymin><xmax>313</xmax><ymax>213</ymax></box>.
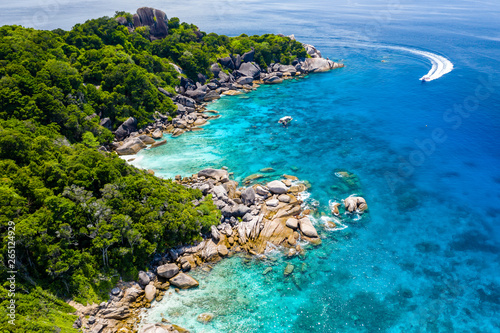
<box><xmin>0</xmin><ymin>11</ymin><xmax>307</xmax><ymax>332</ymax></box>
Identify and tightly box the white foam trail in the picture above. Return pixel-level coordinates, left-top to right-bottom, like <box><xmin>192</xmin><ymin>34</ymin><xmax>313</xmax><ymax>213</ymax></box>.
<box><xmin>335</xmin><ymin>41</ymin><xmax>454</xmax><ymax>81</ymax></box>
<box><xmin>391</xmin><ymin>46</ymin><xmax>454</xmax><ymax>81</ymax></box>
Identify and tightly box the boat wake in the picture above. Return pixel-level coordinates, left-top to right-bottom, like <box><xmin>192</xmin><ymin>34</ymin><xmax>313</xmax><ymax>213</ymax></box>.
<box><xmin>337</xmin><ymin>41</ymin><xmax>454</xmax><ymax>81</ymax></box>
<box><xmin>391</xmin><ymin>46</ymin><xmax>454</xmax><ymax>81</ymax></box>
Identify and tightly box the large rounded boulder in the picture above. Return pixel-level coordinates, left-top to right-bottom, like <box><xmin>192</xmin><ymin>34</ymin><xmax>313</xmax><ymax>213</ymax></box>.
<box><xmin>169</xmin><ymin>273</ymin><xmax>199</xmax><ymax>289</ymax></box>
<box><xmin>114</xmin><ymin>117</ymin><xmax>137</xmax><ymax>141</ymax></box>
<box><xmin>299</xmin><ymin>217</ymin><xmax>318</xmax><ymax>238</ymax></box>
<box><xmin>144</xmin><ymin>284</ymin><xmax>156</xmax><ymax>302</ymax></box>
<box><xmin>218</xmin><ymin>56</ymin><xmax>235</xmax><ymax>70</ymax></box>
<box><xmin>242</xmin><ymin>48</ymin><xmax>255</xmax><ymax>63</ymax></box>
<box><xmin>134</xmin><ymin>7</ymin><xmax>169</xmax><ymax>39</ymax></box>
<box><xmin>157</xmin><ymin>263</ymin><xmax>179</xmax><ymax>279</ymax></box>
<box><xmin>343</xmin><ymin>196</ymin><xmax>368</xmax><ymax>213</ymax></box>
<box><xmin>198</xmin><ymin>168</ymin><xmax>229</xmax><ymax>181</ymax></box>
<box><xmin>237</xmin><ymin>62</ymin><xmax>261</xmax><ymax>79</ymax></box>
<box><xmin>267</xmin><ymin>180</ymin><xmax>288</xmax><ymax>194</ymax></box>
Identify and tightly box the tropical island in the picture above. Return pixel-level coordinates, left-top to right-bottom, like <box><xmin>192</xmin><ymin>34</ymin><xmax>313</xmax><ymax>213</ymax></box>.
<box><xmin>0</xmin><ymin>7</ymin><xmax>349</xmax><ymax>332</ymax></box>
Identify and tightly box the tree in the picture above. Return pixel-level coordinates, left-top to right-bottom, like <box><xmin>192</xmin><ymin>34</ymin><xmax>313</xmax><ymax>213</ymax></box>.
<box><xmin>0</xmin><ymin>15</ymin><xmax>306</xmax><ymax>331</ymax></box>
<box><xmin>82</xmin><ymin>131</ymin><xmax>100</xmax><ymax>148</ymax></box>
<box><xmin>168</xmin><ymin>17</ymin><xmax>180</xmax><ymax>30</ymax></box>
<box><xmin>92</xmin><ymin>222</ymin><xmax>120</xmax><ymax>267</ymax></box>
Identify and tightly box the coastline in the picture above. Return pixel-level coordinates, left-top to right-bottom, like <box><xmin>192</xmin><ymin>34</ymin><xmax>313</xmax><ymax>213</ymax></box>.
<box><xmin>75</xmin><ymin>40</ymin><xmax>349</xmax><ymax>333</ymax></box>
<box><xmin>108</xmin><ymin>36</ymin><xmax>343</xmax><ymax>159</ymax></box>
<box><xmin>78</xmin><ymin>164</ymin><xmax>368</xmax><ymax>333</ymax></box>
<box><xmin>2</xmin><ymin>3</ymin><xmax>499</xmax><ymax>332</ymax></box>
<box><xmin>74</xmin><ymin>169</ymin><xmax>320</xmax><ymax>333</ymax></box>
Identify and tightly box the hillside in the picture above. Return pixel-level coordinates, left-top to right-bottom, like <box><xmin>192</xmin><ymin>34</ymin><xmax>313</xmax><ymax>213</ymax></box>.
<box><xmin>0</xmin><ymin>8</ymin><xmax>311</xmax><ymax>332</ymax></box>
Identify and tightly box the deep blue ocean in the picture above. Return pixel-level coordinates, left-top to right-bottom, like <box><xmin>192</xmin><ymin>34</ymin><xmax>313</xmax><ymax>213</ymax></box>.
<box><xmin>4</xmin><ymin>0</ymin><xmax>500</xmax><ymax>332</ymax></box>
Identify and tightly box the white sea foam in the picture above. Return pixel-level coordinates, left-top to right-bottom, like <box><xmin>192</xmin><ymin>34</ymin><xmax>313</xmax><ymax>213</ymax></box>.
<box><xmin>336</xmin><ymin>41</ymin><xmax>454</xmax><ymax>81</ymax></box>
<box><xmin>352</xmin><ymin>214</ymin><xmax>362</xmax><ymax>221</ymax></box>
<box><xmin>320</xmin><ymin>216</ymin><xmax>348</xmax><ymax>231</ymax></box>
<box><xmin>308</xmin><ymin>215</ymin><xmax>318</xmax><ymax>224</ymax></box>
<box><xmin>297</xmin><ymin>190</ymin><xmax>311</xmax><ymax>202</ymax></box>
<box><xmin>263</xmin><ymin>242</ymin><xmax>280</xmax><ymax>255</ymax></box>
<box><xmin>391</xmin><ymin>46</ymin><xmax>454</xmax><ymax>81</ymax></box>
<box><xmin>120</xmin><ymin>154</ymin><xmax>144</xmax><ymax>165</ymax></box>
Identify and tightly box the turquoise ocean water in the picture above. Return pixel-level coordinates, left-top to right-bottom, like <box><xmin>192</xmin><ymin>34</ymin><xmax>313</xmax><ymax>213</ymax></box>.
<box><xmin>4</xmin><ymin>0</ymin><xmax>500</xmax><ymax>331</ymax></box>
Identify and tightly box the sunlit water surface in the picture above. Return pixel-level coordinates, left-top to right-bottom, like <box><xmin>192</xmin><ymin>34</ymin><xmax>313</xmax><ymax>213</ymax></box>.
<box><xmin>4</xmin><ymin>0</ymin><xmax>500</xmax><ymax>331</ymax></box>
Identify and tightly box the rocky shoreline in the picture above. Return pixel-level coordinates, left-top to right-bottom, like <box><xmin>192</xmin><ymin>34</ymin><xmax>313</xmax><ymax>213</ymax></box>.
<box><xmin>74</xmin><ymin>11</ymin><xmax>349</xmax><ymax>332</ymax></box>
<box><xmin>73</xmin><ymin>166</ymin><xmax>368</xmax><ymax>333</ymax></box>
<box><xmin>104</xmin><ymin>32</ymin><xmax>343</xmax><ymax>157</ymax></box>
<box><xmin>72</xmin><ymin>168</ymin><xmax>319</xmax><ymax>333</ymax></box>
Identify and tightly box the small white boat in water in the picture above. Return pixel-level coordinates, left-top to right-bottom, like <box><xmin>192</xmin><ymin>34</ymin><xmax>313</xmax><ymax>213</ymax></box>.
<box><xmin>278</xmin><ymin>116</ymin><xmax>293</xmax><ymax>126</ymax></box>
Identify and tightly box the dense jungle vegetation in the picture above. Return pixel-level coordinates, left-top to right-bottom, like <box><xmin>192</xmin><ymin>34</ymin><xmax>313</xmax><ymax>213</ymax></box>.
<box><xmin>0</xmin><ymin>11</ymin><xmax>307</xmax><ymax>332</ymax></box>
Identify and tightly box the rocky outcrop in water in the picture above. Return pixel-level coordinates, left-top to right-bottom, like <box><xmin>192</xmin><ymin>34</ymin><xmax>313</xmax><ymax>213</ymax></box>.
<box><xmin>73</xmin><ymin>168</ymin><xmax>320</xmax><ymax>333</ymax></box>
<box><xmin>331</xmin><ymin>202</ymin><xmax>341</xmax><ymax>215</ymax></box>
<box><xmin>298</xmin><ymin>217</ymin><xmax>319</xmax><ymax>238</ymax></box>
<box><xmin>299</xmin><ymin>57</ymin><xmax>342</xmax><ymax>73</ymax></box>
<box><xmin>343</xmin><ymin>196</ymin><xmax>368</xmax><ymax>213</ymax></box>
<box><xmin>169</xmin><ymin>272</ymin><xmax>199</xmax><ymax>289</ymax></box>
<box><xmin>176</xmin><ymin>169</ymin><xmax>319</xmax><ymax>255</ymax></box>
